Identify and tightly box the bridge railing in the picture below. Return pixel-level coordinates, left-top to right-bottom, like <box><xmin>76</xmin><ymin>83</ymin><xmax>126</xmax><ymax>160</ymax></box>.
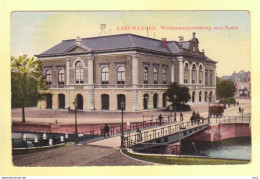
<box><xmin>211</xmin><ymin>116</ymin><xmax>251</xmax><ymax>125</ymax></box>
<box><xmin>124</xmin><ymin>118</ymin><xmax>210</xmax><ymax>148</ymax></box>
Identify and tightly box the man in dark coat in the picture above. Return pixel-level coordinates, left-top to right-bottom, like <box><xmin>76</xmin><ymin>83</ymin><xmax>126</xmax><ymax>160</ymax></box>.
<box><xmin>104</xmin><ymin>124</ymin><xmax>110</xmax><ymax>137</ymax></box>
<box><xmin>158</xmin><ymin>114</ymin><xmax>163</xmax><ymax>125</ymax></box>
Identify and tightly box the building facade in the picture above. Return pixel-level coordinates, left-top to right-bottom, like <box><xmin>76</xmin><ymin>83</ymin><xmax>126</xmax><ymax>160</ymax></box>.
<box><xmin>222</xmin><ymin>70</ymin><xmax>251</xmax><ymax>98</ymax></box>
<box><xmin>36</xmin><ymin>33</ymin><xmax>217</xmax><ymax>111</ymax></box>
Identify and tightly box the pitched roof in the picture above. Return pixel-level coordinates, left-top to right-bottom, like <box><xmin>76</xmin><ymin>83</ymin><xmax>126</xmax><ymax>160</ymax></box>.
<box><xmin>222</xmin><ymin>71</ymin><xmax>250</xmax><ymax>82</ymax></box>
<box><xmin>38</xmin><ymin>34</ymin><xmax>175</xmax><ymax>56</ymax></box>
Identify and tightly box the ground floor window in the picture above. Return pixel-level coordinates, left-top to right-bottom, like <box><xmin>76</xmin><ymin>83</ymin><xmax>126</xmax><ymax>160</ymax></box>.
<box><xmin>199</xmin><ymin>91</ymin><xmax>202</xmax><ymax>102</ymax></box>
<box><xmin>205</xmin><ymin>92</ymin><xmax>208</xmax><ymax>102</ymax></box>
<box><xmin>46</xmin><ymin>94</ymin><xmax>52</xmax><ymax>109</ymax></box>
<box><xmin>102</xmin><ymin>94</ymin><xmax>109</xmax><ymax>110</ymax></box>
<box><xmin>192</xmin><ymin>91</ymin><xmax>195</xmax><ymax>103</ymax></box>
<box><xmin>209</xmin><ymin>91</ymin><xmax>213</xmax><ymax>102</ymax></box>
<box><xmin>117</xmin><ymin>94</ymin><xmax>126</xmax><ymax>110</ymax></box>
<box><xmin>58</xmin><ymin>94</ymin><xmax>65</xmax><ymax>109</ymax></box>
<box><xmin>76</xmin><ymin>94</ymin><xmax>83</xmax><ymax>110</ymax></box>
<box><xmin>153</xmin><ymin>93</ymin><xmax>158</xmax><ymax>108</ymax></box>
<box><xmin>143</xmin><ymin>94</ymin><xmax>149</xmax><ymax>109</ymax></box>
<box><xmin>162</xmin><ymin>93</ymin><xmax>167</xmax><ymax>107</ymax></box>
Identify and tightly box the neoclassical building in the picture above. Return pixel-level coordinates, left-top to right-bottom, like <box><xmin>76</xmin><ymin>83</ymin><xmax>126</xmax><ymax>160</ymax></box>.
<box><xmin>36</xmin><ymin>33</ymin><xmax>217</xmax><ymax>111</ymax></box>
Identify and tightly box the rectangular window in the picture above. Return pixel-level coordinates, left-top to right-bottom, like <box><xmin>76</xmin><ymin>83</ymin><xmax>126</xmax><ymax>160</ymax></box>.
<box><xmin>199</xmin><ymin>71</ymin><xmax>202</xmax><ymax>84</ymax></box>
<box><xmin>210</xmin><ymin>70</ymin><xmax>213</xmax><ymax>85</ymax></box>
<box><xmin>205</xmin><ymin>70</ymin><xmax>208</xmax><ymax>85</ymax></box>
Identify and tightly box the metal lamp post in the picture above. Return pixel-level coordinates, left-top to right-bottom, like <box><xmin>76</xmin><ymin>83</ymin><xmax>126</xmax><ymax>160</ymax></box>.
<box><xmin>120</xmin><ymin>101</ymin><xmax>125</xmax><ymax>148</ymax></box>
<box><xmin>73</xmin><ymin>99</ymin><xmax>79</xmax><ymax>144</ymax></box>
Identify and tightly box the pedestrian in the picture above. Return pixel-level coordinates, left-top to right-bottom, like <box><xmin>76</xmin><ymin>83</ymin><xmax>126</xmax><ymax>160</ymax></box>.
<box><xmin>68</xmin><ymin>107</ymin><xmax>70</xmax><ymax>113</ymax></box>
<box><xmin>158</xmin><ymin>114</ymin><xmax>163</xmax><ymax>125</ymax></box>
<box><xmin>104</xmin><ymin>124</ymin><xmax>110</xmax><ymax>137</ymax></box>
<box><xmin>237</xmin><ymin>101</ymin><xmax>239</xmax><ymax>106</ymax></box>
<box><xmin>180</xmin><ymin>112</ymin><xmax>184</xmax><ymax>121</ymax></box>
<box><xmin>238</xmin><ymin>107</ymin><xmax>241</xmax><ymax>114</ymax></box>
<box><xmin>173</xmin><ymin>112</ymin><xmax>177</xmax><ymax>122</ymax></box>
<box><xmin>136</xmin><ymin>128</ymin><xmax>142</xmax><ymax>141</ymax></box>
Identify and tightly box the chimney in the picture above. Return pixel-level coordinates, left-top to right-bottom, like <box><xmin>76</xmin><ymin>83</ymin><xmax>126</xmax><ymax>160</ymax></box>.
<box><xmin>75</xmin><ymin>36</ymin><xmax>82</xmax><ymax>45</ymax></box>
<box><xmin>179</xmin><ymin>36</ymin><xmax>184</xmax><ymax>42</ymax></box>
<box><xmin>192</xmin><ymin>32</ymin><xmax>196</xmax><ymax>39</ymax></box>
<box><xmin>161</xmin><ymin>38</ymin><xmax>167</xmax><ymax>47</ymax></box>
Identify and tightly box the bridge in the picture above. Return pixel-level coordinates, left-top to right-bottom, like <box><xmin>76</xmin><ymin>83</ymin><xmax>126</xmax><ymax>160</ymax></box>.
<box><xmin>123</xmin><ymin>118</ymin><xmax>209</xmax><ymax>150</ymax></box>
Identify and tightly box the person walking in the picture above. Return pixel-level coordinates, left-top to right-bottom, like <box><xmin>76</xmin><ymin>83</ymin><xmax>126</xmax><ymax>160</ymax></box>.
<box><xmin>104</xmin><ymin>124</ymin><xmax>110</xmax><ymax>137</ymax></box>
<box><xmin>158</xmin><ymin>114</ymin><xmax>163</xmax><ymax>125</ymax></box>
<box><xmin>180</xmin><ymin>112</ymin><xmax>184</xmax><ymax>122</ymax></box>
<box><xmin>238</xmin><ymin>107</ymin><xmax>241</xmax><ymax>114</ymax></box>
<box><xmin>173</xmin><ymin>112</ymin><xmax>177</xmax><ymax>122</ymax></box>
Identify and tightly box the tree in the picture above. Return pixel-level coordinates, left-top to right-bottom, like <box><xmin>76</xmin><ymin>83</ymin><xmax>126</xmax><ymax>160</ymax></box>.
<box><xmin>166</xmin><ymin>82</ymin><xmax>191</xmax><ymax>106</ymax></box>
<box><xmin>11</xmin><ymin>55</ymin><xmax>46</xmax><ymax>122</ymax></box>
<box><xmin>216</xmin><ymin>77</ymin><xmax>236</xmax><ymax>100</ymax></box>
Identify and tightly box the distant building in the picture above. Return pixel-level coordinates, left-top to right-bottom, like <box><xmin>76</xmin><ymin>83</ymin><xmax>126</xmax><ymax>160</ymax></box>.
<box><xmin>221</xmin><ymin>70</ymin><xmax>251</xmax><ymax>98</ymax></box>
<box><xmin>35</xmin><ymin>33</ymin><xmax>217</xmax><ymax>111</ymax></box>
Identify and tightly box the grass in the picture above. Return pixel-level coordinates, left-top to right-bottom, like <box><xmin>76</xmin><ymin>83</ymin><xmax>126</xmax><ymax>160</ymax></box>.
<box><xmin>122</xmin><ymin>149</ymin><xmax>250</xmax><ymax>165</ymax></box>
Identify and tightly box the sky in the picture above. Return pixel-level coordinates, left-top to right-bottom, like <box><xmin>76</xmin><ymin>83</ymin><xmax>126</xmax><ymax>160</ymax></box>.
<box><xmin>10</xmin><ymin>11</ymin><xmax>250</xmax><ymax>77</ymax></box>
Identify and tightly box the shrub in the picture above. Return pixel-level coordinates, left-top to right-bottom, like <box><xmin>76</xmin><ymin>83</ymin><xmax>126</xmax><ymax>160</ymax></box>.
<box><xmin>219</xmin><ymin>97</ymin><xmax>236</xmax><ymax>104</ymax></box>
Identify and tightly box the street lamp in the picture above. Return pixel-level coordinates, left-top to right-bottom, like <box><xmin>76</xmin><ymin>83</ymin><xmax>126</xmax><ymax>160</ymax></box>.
<box><xmin>73</xmin><ymin>98</ymin><xmax>79</xmax><ymax>144</ymax></box>
<box><xmin>120</xmin><ymin>101</ymin><xmax>125</xmax><ymax>148</ymax></box>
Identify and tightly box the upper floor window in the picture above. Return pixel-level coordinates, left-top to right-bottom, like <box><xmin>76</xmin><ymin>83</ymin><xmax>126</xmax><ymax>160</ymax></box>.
<box><xmin>117</xmin><ymin>66</ymin><xmax>125</xmax><ymax>84</ymax></box>
<box><xmin>144</xmin><ymin>67</ymin><xmax>148</xmax><ymax>84</ymax></box>
<box><xmin>162</xmin><ymin>68</ymin><xmax>167</xmax><ymax>84</ymax></box>
<box><xmin>58</xmin><ymin>68</ymin><xmax>65</xmax><ymax>84</ymax></box>
<box><xmin>184</xmin><ymin>63</ymin><xmax>189</xmax><ymax>84</ymax></box>
<box><xmin>210</xmin><ymin>70</ymin><xmax>213</xmax><ymax>85</ymax></box>
<box><xmin>192</xmin><ymin>64</ymin><xmax>196</xmax><ymax>84</ymax></box>
<box><xmin>46</xmin><ymin>69</ymin><xmax>52</xmax><ymax>85</ymax></box>
<box><xmin>199</xmin><ymin>65</ymin><xmax>203</xmax><ymax>84</ymax></box>
<box><xmin>75</xmin><ymin>61</ymin><xmax>84</xmax><ymax>84</ymax></box>
<box><xmin>153</xmin><ymin>67</ymin><xmax>158</xmax><ymax>84</ymax></box>
<box><xmin>205</xmin><ymin>70</ymin><xmax>208</xmax><ymax>85</ymax></box>
<box><xmin>101</xmin><ymin>67</ymin><xmax>109</xmax><ymax>84</ymax></box>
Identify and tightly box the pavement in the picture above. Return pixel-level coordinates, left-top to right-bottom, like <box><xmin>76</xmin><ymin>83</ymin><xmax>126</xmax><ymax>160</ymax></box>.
<box><xmin>11</xmin><ymin>98</ymin><xmax>251</xmax><ymax>166</ymax></box>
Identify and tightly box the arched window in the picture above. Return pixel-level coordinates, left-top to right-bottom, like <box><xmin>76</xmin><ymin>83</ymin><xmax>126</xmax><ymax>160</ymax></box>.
<box><xmin>184</xmin><ymin>63</ymin><xmax>189</xmax><ymax>84</ymax></box>
<box><xmin>143</xmin><ymin>94</ymin><xmax>149</xmax><ymax>109</ymax></box>
<box><xmin>58</xmin><ymin>68</ymin><xmax>65</xmax><ymax>84</ymax></box>
<box><xmin>117</xmin><ymin>66</ymin><xmax>125</xmax><ymax>84</ymax></box>
<box><xmin>117</xmin><ymin>94</ymin><xmax>126</xmax><ymax>110</ymax></box>
<box><xmin>192</xmin><ymin>91</ymin><xmax>196</xmax><ymax>103</ymax></box>
<box><xmin>199</xmin><ymin>65</ymin><xmax>203</xmax><ymax>84</ymax></box>
<box><xmin>153</xmin><ymin>67</ymin><xmax>158</xmax><ymax>84</ymax></box>
<box><xmin>163</xmin><ymin>68</ymin><xmax>167</xmax><ymax>84</ymax></box>
<box><xmin>199</xmin><ymin>91</ymin><xmax>202</xmax><ymax>102</ymax></box>
<box><xmin>205</xmin><ymin>91</ymin><xmax>208</xmax><ymax>102</ymax></box>
<box><xmin>144</xmin><ymin>67</ymin><xmax>148</xmax><ymax>84</ymax></box>
<box><xmin>58</xmin><ymin>94</ymin><xmax>65</xmax><ymax>109</ymax></box>
<box><xmin>205</xmin><ymin>70</ymin><xmax>208</xmax><ymax>85</ymax></box>
<box><xmin>153</xmin><ymin>93</ymin><xmax>158</xmax><ymax>108</ymax></box>
<box><xmin>75</xmin><ymin>61</ymin><xmax>84</xmax><ymax>84</ymax></box>
<box><xmin>46</xmin><ymin>69</ymin><xmax>52</xmax><ymax>85</ymax></box>
<box><xmin>192</xmin><ymin>64</ymin><xmax>196</xmax><ymax>84</ymax></box>
<box><xmin>101</xmin><ymin>67</ymin><xmax>109</xmax><ymax>84</ymax></box>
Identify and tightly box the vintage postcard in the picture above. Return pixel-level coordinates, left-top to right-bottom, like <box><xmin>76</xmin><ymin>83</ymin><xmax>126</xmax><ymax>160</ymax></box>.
<box><xmin>1</xmin><ymin>7</ymin><xmax>257</xmax><ymax>177</ymax></box>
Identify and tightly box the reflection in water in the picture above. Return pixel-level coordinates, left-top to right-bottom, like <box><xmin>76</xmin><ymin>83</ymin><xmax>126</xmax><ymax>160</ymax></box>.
<box><xmin>181</xmin><ymin>137</ymin><xmax>251</xmax><ymax>160</ymax></box>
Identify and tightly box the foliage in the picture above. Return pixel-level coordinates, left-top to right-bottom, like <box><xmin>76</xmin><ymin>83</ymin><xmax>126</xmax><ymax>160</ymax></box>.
<box><xmin>11</xmin><ymin>55</ymin><xmax>47</xmax><ymax>122</ymax></box>
<box><xmin>166</xmin><ymin>82</ymin><xmax>191</xmax><ymax>109</ymax></box>
<box><xmin>219</xmin><ymin>97</ymin><xmax>236</xmax><ymax>104</ymax></box>
<box><xmin>216</xmin><ymin>77</ymin><xmax>236</xmax><ymax>100</ymax></box>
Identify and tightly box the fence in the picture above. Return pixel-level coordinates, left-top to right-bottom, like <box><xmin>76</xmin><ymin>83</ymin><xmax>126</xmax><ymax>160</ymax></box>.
<box><xmin>124</xmin><ymin>118</ymin><xmax>210</xmax><ymax>148</ymax></box>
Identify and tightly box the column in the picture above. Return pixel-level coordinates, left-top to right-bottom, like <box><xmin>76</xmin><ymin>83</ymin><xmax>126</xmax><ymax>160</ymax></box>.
<box><xmin>65</xmin><ymin>57</ymin><xmax>70</xmax><ymax>108</ymax></box>
<box><xmin>131</xmin><ymin>54</ymin><xmax>139</xmax><ymax>86</ymax></box>
<box><xmin>178</xmin><ymin>57</ymin><xmax>184</xmax><ymax>84</ymax></box>
<box><xmin>87</xmin><ymin>54</ymin><xmax>94</xmax><ymax>110</ymax></box>
<box><xmin>171</xmin><ymin>58</ymin><xmax>175</xmax><ymax>82</ymax></box>
<box><xmin>87</xmin><ymin>54</ymin><xmax>94</xmax><ymax>85</ymax></box>
<box><xmin>131</xmin><ymin>53</ymin><xmax>139</xmax><ymax>111</ymax></box>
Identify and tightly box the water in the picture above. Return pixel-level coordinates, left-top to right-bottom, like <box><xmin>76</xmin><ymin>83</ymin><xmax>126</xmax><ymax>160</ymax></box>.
<box><xmin>181</xmin><ymin>137</ymin><xmax>251</xmax><ymax>160</ymax></box>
